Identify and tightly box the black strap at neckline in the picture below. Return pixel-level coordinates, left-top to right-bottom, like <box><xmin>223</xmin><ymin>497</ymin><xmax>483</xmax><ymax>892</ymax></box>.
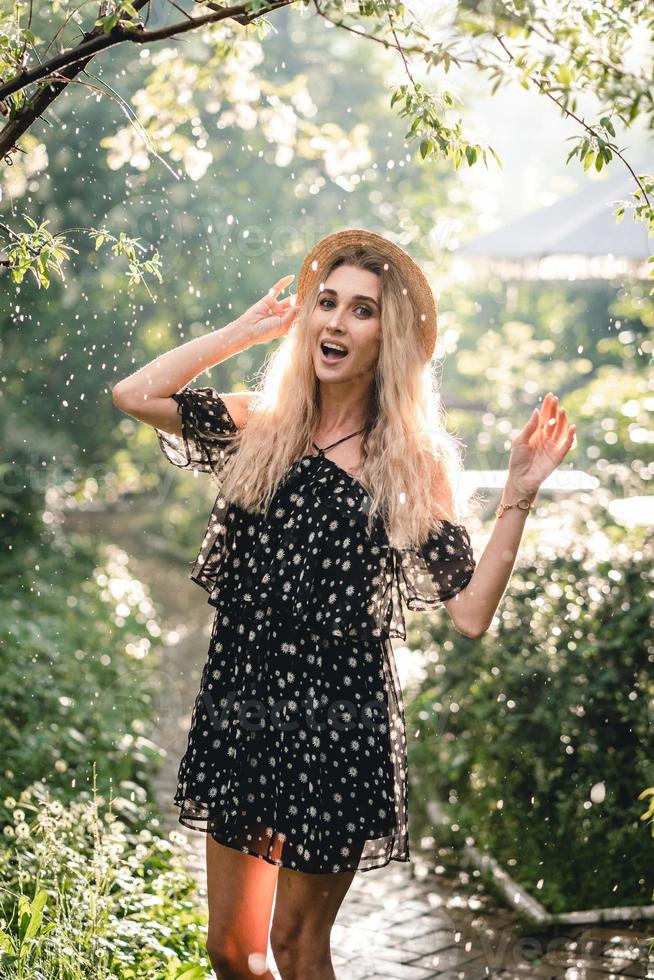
<box><xmin>312</xmin><ymin>426</ymin><xmax>366</xmax><ymax>454</ymax></box>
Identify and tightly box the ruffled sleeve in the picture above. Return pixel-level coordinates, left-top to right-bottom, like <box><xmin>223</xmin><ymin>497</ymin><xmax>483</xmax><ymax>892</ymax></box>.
<box><xmin>154</xmin><ymin>385</ymin><xmax>239</xmax><ymax>479</ymax></box>
<box><xmin>374</xmin><ymin>521</ymin><xmax>476</xmax><ymax>640</ymax></box>
<box><xmin>396</xmin><ymin>522</ymin><xmax>476</xmax><ymax>608</ymax></box>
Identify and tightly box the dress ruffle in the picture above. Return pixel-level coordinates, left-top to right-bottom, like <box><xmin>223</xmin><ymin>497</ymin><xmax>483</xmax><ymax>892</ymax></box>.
<box><xmin>155</xmin><ymin>384</ymin><xmax>240</xmax><ymax>477</ymax></box>
<box><xmin>155</xmin><ymin>387</ymin><xmax>476</xmax><ymax>643</ymax></box>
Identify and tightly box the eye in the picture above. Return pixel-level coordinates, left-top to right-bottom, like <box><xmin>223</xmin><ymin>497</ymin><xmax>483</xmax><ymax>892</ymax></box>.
<box><xmin>318</xmin><ymin>297</ymin><xmax>373</xmax><ymax>317</ymax></box>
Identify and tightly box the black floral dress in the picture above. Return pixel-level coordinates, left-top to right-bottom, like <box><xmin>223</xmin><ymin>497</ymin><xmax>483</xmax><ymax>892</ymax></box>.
<box><xmin>155</xmin><ymin>386</ymin><xmax>476</xmax><ymax>875</ymax></box>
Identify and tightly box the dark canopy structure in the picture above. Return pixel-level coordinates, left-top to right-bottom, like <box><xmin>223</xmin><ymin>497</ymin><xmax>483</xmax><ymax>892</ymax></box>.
<box><xmin>454</xmin><ymin>163</ymin><xmax>653</xmax><ymax>280</ymax></box>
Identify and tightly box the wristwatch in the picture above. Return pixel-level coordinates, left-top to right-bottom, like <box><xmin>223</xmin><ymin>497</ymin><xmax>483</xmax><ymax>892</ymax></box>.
<box><xmin>495</xmin><ymin>497</ymin><xmax>534</xmax><ymax>519</ymax></box>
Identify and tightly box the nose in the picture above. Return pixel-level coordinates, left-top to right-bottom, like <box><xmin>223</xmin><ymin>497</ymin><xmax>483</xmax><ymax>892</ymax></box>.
<box><xmin>326</xmin><ymin>309</ymin><xmax>345</xmax><ymax>331</ymax></box>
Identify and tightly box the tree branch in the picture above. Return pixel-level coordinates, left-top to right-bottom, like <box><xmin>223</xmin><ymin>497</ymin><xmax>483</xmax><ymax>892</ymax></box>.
<box><xmin>493</xmin><ymin>33</ymin><xmax>651</xmax><ymax>209</ymax></box>
<box><xmin>311</xmin><ymin>0</ymin><xmax>427</xmax><ymax>62</ymax></box>
<box><xmin>0</xmin><ymin>0</ymin><xmax>292</xmax><ymax>161</ymax></box>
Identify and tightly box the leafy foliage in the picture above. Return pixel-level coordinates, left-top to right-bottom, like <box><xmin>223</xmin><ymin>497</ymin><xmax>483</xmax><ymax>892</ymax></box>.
<box><xmin>0</xmin><ymin>534</ymin><xmax>209</xmax><ymax>977</ymax></box>
<box><xmin>0</xmin><ymin>1</ymin><xmax>652</xmax><ymax>287</ymax></box>
<box><xmin>0</xmin><ymin>782</ymin><xmax>208</xmax><ymax>978</ymax></box>
<box><xmin>406</xmin><ymin>498</ymin><xmax>654</xmax><ymax>913</ymax></box>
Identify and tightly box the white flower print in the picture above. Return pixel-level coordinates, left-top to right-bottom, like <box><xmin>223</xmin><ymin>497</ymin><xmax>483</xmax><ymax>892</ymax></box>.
<box><xmin>153</xmin><ymin>388</ymin><xmax>470</xmax><ymax>875</ymax></box>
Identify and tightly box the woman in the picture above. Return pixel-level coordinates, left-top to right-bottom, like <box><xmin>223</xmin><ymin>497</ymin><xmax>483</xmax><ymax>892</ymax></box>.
<box><xmin>112</xmin><ymin>228</ymin><xmax>575</xmax><ymax>980</ymax></box>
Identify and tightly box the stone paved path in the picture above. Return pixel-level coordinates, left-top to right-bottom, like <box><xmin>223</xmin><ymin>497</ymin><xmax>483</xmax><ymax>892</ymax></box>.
<box><xmin>85</xmin><ymin>510</ymin><xmax>654</xmax><ymax>980</ymax></box>
<box><xmin>331</xmin><ymin>857</ymin><xmax>653</xmax><ymax>978</ymax></box>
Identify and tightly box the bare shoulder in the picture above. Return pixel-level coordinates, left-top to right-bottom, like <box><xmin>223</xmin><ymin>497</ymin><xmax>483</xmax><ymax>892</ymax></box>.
<box><xmin>218</xmin><ymin>391</ymin><xmax>255</xmax><ymax>430</ymax></box>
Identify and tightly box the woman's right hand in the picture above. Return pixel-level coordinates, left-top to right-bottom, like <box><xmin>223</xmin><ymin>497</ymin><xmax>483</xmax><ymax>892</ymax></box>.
<box><xmin>238</xmin><ymin>274</ymin><xmax>302</xmax><ymax>345</ymax></box>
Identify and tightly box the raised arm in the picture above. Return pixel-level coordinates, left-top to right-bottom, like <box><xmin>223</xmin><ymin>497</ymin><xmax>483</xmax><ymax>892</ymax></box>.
<box><xmin>111</xmin><ymin>274</ymin><xmax>299</xmax><ymax>434</ymax></box>
<box><xmin>444</xmin><ymin>393</ymin><xmax>576</xmax><ymax>639</ymax></box>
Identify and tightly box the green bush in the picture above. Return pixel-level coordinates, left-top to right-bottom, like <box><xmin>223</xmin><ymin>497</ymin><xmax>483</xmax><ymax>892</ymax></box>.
<box><xmin>0</xmin><ymin>532</ymin><xmax>161</xmax><ymax>827</ymax></box>
<box><xmin>0</xmin><ymin>532</ymin><xmax>209</xmax><ymax>977</ymax></box>
<box><xmin>406</xmin><ymin>500</ymin><xmax>654</xmax><ymax>914</ymax></box>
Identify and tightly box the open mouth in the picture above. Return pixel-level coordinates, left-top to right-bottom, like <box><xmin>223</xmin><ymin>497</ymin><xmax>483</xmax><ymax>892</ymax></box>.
<box><xmin>320</xmin><ymin>341</ymin><xmax>349</xmax><ymax>362</ymax></box>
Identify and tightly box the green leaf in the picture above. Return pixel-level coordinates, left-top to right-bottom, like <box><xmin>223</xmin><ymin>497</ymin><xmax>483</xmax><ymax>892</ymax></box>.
<box><xmin>103</xmin><ymin>12</ymin><xmax>119</xmax><ymax>32</ymax></box>
<box><xmin>419</xmin><ymin>139</ymin><xmax>429</xmax><ymax>159</ymax></box>
<box><xmin>556</xmin><ymin>64</ymin><xmax>573</xmax><ymax>85</ymax></box>
<box><xmin>489</xmin><ymin>146</ymin><xmax>503</xmax><ymax>170</ymax></box>
<box><xmin>23</xmin><ymin>890</ymin><xmax>47</xmax><ymax>941</ymax></box>
<box><xmin>583</xmin><ymin>150</ymin><xmax>594</xmax><ymax>171</ymax></box>
<box><xmin>175</xmin><ymin>966</ymin><xmax>206</xmax><ymax>980</ymax></box>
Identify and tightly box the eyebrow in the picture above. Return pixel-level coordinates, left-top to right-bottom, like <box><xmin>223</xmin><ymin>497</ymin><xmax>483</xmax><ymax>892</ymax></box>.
<box><xmin>319</xmin><ymin>287</ymin><xmax>380</xmax><ymax>311</ymax></box>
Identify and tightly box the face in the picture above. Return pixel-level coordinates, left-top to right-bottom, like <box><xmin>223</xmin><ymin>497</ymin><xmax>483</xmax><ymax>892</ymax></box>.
<box><xmin>310</xmin><ymin>264</ymin><xmax>382</xmax><ymax>384</ymax></box>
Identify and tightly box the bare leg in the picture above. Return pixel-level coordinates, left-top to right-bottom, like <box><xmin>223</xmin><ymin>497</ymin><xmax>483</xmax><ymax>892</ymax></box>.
<box><xmin>205</xmin><ymin>834</ymin><xmax>280</xmax><ymax>979</ymax></box>
<box><xmin>269</xmin><ymin>863</ymin><xmax>357</xmax><ymax>980</ymax></box>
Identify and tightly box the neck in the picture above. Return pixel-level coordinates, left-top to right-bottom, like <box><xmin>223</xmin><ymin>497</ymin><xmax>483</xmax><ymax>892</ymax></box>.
<box><xmin>316</xmin><ymin>380</ymin><xmax>374</xmax><ymax>435</ymax></box>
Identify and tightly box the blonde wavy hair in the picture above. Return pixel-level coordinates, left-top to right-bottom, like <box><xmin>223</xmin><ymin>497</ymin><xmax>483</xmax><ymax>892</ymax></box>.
<box><xmin>217</xmin><ymin>245</ymin><xmax>472</xmax><ymax>550</ymax></box>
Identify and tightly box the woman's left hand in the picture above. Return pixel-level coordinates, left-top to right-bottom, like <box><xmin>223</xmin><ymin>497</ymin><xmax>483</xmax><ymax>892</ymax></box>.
<box><xmin>507</xmin><ymin>392</ymin><xmax>577</xmax><ymax>497</ymax></box>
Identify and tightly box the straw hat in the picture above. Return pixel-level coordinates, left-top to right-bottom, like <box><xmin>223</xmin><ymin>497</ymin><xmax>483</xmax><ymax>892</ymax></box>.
<box><xmin>296</xmin><ymin>228</ymin><xmax>437</xmax><ymax>360</ymax></box>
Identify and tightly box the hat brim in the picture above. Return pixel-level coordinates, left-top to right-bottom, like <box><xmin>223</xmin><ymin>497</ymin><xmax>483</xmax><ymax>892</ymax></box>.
<box><xmin>296</xmin><ymin>228</ymin><xmax>437</xmax><ymax>360</ymax></box>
